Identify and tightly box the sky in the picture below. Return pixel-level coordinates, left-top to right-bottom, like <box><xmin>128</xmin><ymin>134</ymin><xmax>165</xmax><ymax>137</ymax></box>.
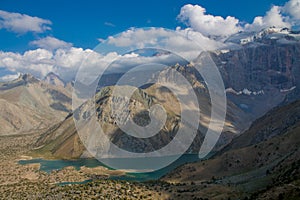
<box><xmin>0</xmin><ymin>0</ymin><xmax>299</xmax><ymax>81</ymax></box>
<box><xmin>0</xmin><ymin>0</ymin><xmax>291</xmax><ymax>51</ymax></box>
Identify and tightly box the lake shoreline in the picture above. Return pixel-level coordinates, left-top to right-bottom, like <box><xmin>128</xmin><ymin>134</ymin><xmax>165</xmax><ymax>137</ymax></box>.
<box><xmin>18</xmin><ymin>154</ymin><xmax>205</xmax><ymax>183</ymax></box>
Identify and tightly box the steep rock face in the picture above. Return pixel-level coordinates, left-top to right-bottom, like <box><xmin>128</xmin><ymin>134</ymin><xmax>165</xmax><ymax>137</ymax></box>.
<box><xmin>214</xmin><ymin>42</ymin><xmax>300</xmax><ymax>121</ymax></box>
<box><xmin>0</xmin><ymin>74</ymin><xmax>71</xmax><ymax>135</ymax></box>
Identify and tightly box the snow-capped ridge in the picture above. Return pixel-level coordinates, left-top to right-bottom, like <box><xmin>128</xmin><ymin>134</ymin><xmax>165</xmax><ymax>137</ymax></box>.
<box><xmin>225</xmin><ymin>27</ymin><xmax>300</xmax><ymax>45</ymax></box>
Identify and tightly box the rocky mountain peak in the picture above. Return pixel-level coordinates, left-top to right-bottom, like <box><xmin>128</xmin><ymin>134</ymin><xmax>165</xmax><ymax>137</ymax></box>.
<box><xmin>43</xmin><ymin>72</ymin><xmax>65</xmax><ymax>87</ymax></box>
<box><xmin>0</xmin><ymin>73</ymin><xmax>39</xmax><ymax>90</ymax></box>
<box><xmin>18</xmin><ymin>73</ymin><xmax>39</xmax><ymax>84</ymax></box>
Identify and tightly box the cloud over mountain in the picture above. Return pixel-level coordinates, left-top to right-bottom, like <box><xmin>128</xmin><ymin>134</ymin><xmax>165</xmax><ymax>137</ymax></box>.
<box><xmin>245</xmin><ymin>5</ymin><xmax>291</xmax><ymax>31</ymax></box>
<box><xmin>0</xmin><ymin>47</ymin><xmax>105</xmax><ymax>82</ymax></box>
<box><xmin>1</xmin><ymin>0</ymin><xmax>300</xmax><ymax>83</ymax></box>
<box><xmin>283</xmin><ymin>0</ymin><xmax>300</xmax><ymax>22</ymax></box>
<box><xmin>30</xmin><ymin>37</ymin><xmax>73</xmax><ymax>51</ymax></box>
<box><xmin>178</xmin><ymin>0</ymin><xmax>300</xmax><ymax>36</ymax></box>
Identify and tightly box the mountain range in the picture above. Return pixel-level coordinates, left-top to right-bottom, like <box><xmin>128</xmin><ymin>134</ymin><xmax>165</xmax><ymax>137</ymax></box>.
<box><xmin>27</xmin><ymin>28</ymin><xmax>300</xmax><ymax>159</ymax></box>
<box><xmin>0</xmin><ymin>27</ymin><xmax>299</xmax><ymax>198</ymax></box>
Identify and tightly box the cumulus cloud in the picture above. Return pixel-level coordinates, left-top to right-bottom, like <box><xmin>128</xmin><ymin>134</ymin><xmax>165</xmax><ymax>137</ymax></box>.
<box><xmin>30</xmin><ymin>36</ymin><xmax>73</xmax><ymax>51</ymax></box>
<box><xmin>0</xmin><ymin>48</ymin><xmax>87</xmax><ymax>81</ymax></box>
<box><xmin>106</xmin><ymin>27</ymin><xmax>170</xmax><ymax>48</ymax></box>
<box><xmin>178</xmin><ymin>4</ymin><xmax>242</xmax><ymax>37</ymax></box>
<box><xmin>2</xmin><ymin>1</ymin><xmax>300</xmax><ymax>83</ymax></box>
<box><xmin>104</xmin><ymin>27</ymin><xmax>225</xmax><ymax>61</ymax></box>
<box><xmin>283</xmin><ymin>0</ymin><xmax>300</xmax><ymax>22</ymax></box>
<box><xmin>245</xmin><ymin>6</ymin><xmax>291</xmax><ymax>31</ymax></box>
<box><xmin>0</xmin><ymin>26</ymin><xmax>230</xmax><ymax>83</ymax></box>
<box><xmin>0</xmin><ymin>46</ymin><xmax>126</xmax><ymax>82</ymax></box>
<box><xmin>246</xmin><ymin>0</ymin><xmax>300</xmax><ymax>30</ymax></box>
<box><xmin>178</xmin><ymin>1</ymin><xmax>300</xmax><ymax>36</ymax></box>
<box><xmin>0</xmin><ymin>48</ymin><xmax>55</xmax><ymax>78</ymax></box>
<box><xmin>0</xmin><ymin>73</ymin><xmax>20</xmax><ymax>82</ymax></box>
<box><xmin>0</xmin><ymin>10</ymin><xmax>51</xmax><ymax>34</ymax></box>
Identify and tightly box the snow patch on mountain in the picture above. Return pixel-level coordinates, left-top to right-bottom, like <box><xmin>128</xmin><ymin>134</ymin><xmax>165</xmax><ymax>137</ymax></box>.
<box><xmin>226</xmin><ymin>88</ymin><xmax>265</xmax><ymax>96</ymax></box>
<box><xmin>280</xmin><ymin>86</ymin><xmax>296</xmax><ymax>93</ymax></box>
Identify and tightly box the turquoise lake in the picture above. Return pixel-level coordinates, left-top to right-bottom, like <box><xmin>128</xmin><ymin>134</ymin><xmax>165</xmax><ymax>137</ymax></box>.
<box><xmin>19</xmin><ymin>154</ymin><xmax>208</xmax><ymax>182</ymax></box>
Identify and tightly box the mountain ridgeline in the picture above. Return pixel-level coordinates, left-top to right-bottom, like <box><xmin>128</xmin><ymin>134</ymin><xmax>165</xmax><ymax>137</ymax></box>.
<box><xmin>0</xmin><ymin>73</ymin><xmax>72</xmax><ymax>135</ymax></box>
<box><xmin>163</xmin><ymin>99</ymin><xmax>300</xmax><ymax>199</ymax></box>
<box><xmin>0</xmin><ymin>27</ymin><xmax>298</xmax><ymax>199</ymax></box>
<box><xmin>31</xmin><ymin>28</ymin><xmax>300</xmax><ymax>161</ymax></box>
<box><xmin>33</xmin><ymin>65</ymin><xmax>242</xmax><ymax>158</ymax></box>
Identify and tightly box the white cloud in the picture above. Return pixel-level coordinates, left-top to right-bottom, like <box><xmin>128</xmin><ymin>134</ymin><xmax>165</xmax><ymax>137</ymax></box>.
<box><xmin>106</xmin><ymin>28</ymin><xmax>168</xmax><ymax>48</ymax></box>
<box><xmin>178</xmin><ymin>1</ymin><xmax>300</xmax><ymax>36</ymax></box>
<box><xmin>0</xmin><ymin>48</ymin><xmax>55</xmax><ymax>78</ymax></box>
<box><xmin>178</xmin><ymin>4</ymin><xmax>242</xmax><ymax>37</ymax></box>
<box><xmin>0</xmin><ymin>10</ymin><xmax>52</xmax><ymax>34</ymax></box>
<box><xmin>0</xmin><ymin>73</ymin><xmax>20</xmax><ymax>82</ymax></box>
<box><xmin>30</xmin><ymin>36</ymin><xmax>73</xmax><ymax>51</ymax></box>
<box><xmin>283</xmin><ymin>0</ymin><xmax>300</xmax><ymax>22</ymax></box>
<box><xmin>2</xmin><ymin>1</ymin><xmax>300</xmax><ymax>84</ymax></box>
<box><xmin>246</xmin><ymin>6</ymin><xmax>291</xmax><ymax>31</ymax></box>
<box><xmin>0</xmin><ymin>27</ymin><xmax>229</xmax><ymax>83</ymax></box>
<box><xmin>0</xmin><ymin>22</ymin><xmax>232</xmax><ymax>84</ymax></box>
<box><xmin>104</xmin><ymin>22</ymin><xmax>115</xmax><ymax>27</ymax></box>
<box><xmin>0</xmin><ymin>47</ymin><xmax>118</xmax><ymax>82</ymax></box>
<box><xmin>103</xmin><ymin>27</ymin><xmax>225</xmax><ymax>61</ymax></box>
<box><xmin>246</xmin><ymin>0</ymin><xmax>300</xmax><ymax>30</ymax></box>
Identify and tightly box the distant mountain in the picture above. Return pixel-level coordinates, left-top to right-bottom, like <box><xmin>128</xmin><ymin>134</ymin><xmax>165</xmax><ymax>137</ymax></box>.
<box><xmin>4</xmin><ymin>27</ymin><xmax>298</xmax><ymax>199</ymax></box>
<box><xmin>213</xmin><ymin>32</ymin><xmax>300</xmax><ymax>123</ymax></box>
<box><xmin>43</xmin><ymin>72</ymin><xmax>65</xmax><ymax>87</ymax></box>
<box><xmin>33</xmin><ymin>64</ymin><xmax>246</xmax><ymax>159</ymax></box>
<box><xmin>31</xmin><ymin>28</ymin><xmax>300</xmax><ymax>167</ymax></box>
<box><xmin>0</xmin><ymin>73</ymin><xmax>72</xmax><ymax>135</ymax></box>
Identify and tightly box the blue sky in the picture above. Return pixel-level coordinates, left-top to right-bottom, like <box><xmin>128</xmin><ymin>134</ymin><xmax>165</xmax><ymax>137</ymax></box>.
<box><xmin>1</xmin><ymin>0</ymin><xmax>299</xmax><ymax>81</ymax></box>
<box><xmin>0</xmin><ymin>0</ymin><xmax>289</xmax><ymax>52</ymax></box>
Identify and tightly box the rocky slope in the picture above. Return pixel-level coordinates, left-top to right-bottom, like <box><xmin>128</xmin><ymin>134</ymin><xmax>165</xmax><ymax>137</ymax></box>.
<box><xmin>0</xmin><ymin>74</ymin><xmax>71</xmax><ymax>135</ymax></box>
<box><xmin>34</xmin><ymin>85</ymin><xmax>181</xmax><ymax>158</ymax></box>
<box><xmin>163</xmin><ymin>99</ymin><xmax>300</xmax><ymax>198</ymax></box>
<box><xmin>33</xmin><ymin>63</ymin><xmax>245</xmax><ymax>159</ymax></box>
